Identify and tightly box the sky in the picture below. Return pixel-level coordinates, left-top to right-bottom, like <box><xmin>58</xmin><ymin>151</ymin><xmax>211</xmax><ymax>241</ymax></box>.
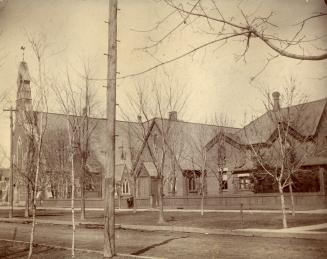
<box><xmin>0</xmin><ymin>0</ymin><xmax>326</xmax><ymax>166</ymax></box>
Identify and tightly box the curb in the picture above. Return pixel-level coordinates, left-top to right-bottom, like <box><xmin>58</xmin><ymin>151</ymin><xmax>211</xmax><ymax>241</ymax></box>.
<box><xmin>119</xmin><ymin>224</ymin><xmax>327</xmax><ymax>241</ymax></box>
<box><xmin>0</xmin><ymin>217</ymin><xmax>121</xmax><ymax>229</ymax></box>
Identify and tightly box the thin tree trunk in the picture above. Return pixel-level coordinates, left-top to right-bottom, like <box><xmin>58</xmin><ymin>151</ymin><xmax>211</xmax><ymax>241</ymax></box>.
<box><xmin>28</xmin><ymin>127</ymin><xmax>43</xmax><ymax>259</ymax></box>
<box><xmin>289</xmin><ymin>182</ymin><xmax>295</xmax><ymax>216</ymax></box>
<box><xmin>71</xmin><ymin>149</ymin><xmax>75</xmax><ymax>258</ymax></box>
<box><xmin>200</xmin><ymin>171</ymin><xmax>205</xmax><ymax>216</ymax></box>
<box><xmin>201</xmin><ymin>192</ymin><xmax>204</xmax><ymax>216</ymax></box>
<box><xmin>158</xmin><ymin>176</ymin><xmax>165</xmax><ymax>224</ymax></box>
<box><xmin>24</xmin><ymin>184</ymin><xmax>30</xmax><ymax>218</ymax></box>
<box><xmin>81</xmin><ymin>74</ymin><xmax>89</xmax><ymax>220</ymax></box>
<box><xmin>80</xmin><ymin>158</ymin><xmax>86</xmax><ymax>220</ymax></box>
<box><xmin>65</xmin><ymin>179</ymin><xmax>68</xmax><ymax>199</ymax></box>
<box><xmin>278</xmin><ymin>182</ymin><xmax>288</xmax><ymax>228</ymax></box>
<box><xmin>133</xmin><ymin>176</ymin><xmax>137</xmax><ymax>214</ymax></box>
<box><xmin>200</xmin><ymin>176</ymin><xmax>204</xmax><ymax>216</ymax></box>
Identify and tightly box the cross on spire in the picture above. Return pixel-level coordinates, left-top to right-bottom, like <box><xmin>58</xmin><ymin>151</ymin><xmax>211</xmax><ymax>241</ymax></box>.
<box><xmin>20</xmin><ymin>46</ymin><xmax>25</xmax><ymax>61</ymax></box>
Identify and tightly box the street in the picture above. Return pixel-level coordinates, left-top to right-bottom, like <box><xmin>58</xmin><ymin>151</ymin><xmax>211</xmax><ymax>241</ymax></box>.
<box><xmin>0</xmin><ymin>222</ymin><xmax>326</xmax><ymax>258</ymax></box>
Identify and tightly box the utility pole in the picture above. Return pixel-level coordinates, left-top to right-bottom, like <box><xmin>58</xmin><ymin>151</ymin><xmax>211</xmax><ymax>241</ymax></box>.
<box><xmin>104</xmin><ymin>0</ymin><xmax>117</xmax><ymax>258</ymax></box>
<box><xmin>3</xmin><ymin>106</ymin><xmax>18</xmax><ymax>218</ymax></box>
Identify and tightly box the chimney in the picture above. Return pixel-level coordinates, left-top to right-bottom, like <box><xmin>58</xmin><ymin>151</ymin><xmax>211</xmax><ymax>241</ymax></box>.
<box><xmin>168</xmin><ymin>111</ymin><xmax>177</xmax><ymax>121</ymax></box>
<box><xmin>272</xmin><ymin>91</ymin><xmax>280</xmax><ymax>111</ymax></box>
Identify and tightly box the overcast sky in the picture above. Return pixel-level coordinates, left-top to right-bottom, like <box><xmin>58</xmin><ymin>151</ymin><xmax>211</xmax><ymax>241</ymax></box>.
<box><xmin>0</xmin><ymin>0</ymin><xmax>326</xmax><ymax>166</ymax></box>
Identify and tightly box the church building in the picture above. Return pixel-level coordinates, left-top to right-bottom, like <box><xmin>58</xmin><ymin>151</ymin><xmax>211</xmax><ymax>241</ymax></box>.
<box><xmin>11</xmin><ymin>60</ymin><xmax>327</xmax><ymax>210</ymax></box>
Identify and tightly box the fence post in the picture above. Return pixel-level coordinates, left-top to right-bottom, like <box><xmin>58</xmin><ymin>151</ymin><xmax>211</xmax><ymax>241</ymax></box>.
<box><xmin>240</xmin><ymin>203</ymin><xmax>244</xmax><ymax>228</ymax></box>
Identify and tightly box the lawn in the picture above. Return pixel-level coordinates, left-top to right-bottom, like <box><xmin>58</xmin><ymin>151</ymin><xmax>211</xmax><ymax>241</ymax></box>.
<box><xmin>114</xmin><ymin>211</ymin><xmax>327</xmax><ymax>229</ymax></box>
<box><xmin>1</xmin><ymin>209</ymin><xmax>326</xmax><ymax>230</ymax></box>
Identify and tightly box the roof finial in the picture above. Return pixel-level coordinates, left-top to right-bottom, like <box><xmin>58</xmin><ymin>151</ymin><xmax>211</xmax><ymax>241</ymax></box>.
<box><xmin>20</xmin><ymin>46</ymin><xmax>25</xmax><ymax>61</ymax></box>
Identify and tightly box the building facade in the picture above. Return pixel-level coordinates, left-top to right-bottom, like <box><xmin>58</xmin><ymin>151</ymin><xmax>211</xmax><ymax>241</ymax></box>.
<box><xmin>11</xmin><ymin>60</ymin><xmax>327</xmax><ymax>209</ymax></box>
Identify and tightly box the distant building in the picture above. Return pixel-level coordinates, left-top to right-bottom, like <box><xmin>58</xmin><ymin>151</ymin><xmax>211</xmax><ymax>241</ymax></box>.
<box><xmin>12</xmin><ymin>60</ymin><xmax>327</xmax><ymax>209</ymax></box>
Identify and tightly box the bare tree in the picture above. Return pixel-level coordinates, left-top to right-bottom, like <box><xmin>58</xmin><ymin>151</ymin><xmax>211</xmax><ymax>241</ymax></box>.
<box><xmin>165</xmin><ymin>120</ymin><xmax>186</xmax><ymax>198</ymax></box>
<box><xmin>246</xmin><ymin>84</ymin><xmax>319</xmax><ymax>228</ymax></box>
<box><xmin>51</xmin><ymin>71</ymin><xmax>86</xmax><ymax>258</ymax></box>
<box><xmin>124</xmin><ymin>120</ymin><xmax>145</xmax><ymax>214</ymax></box>
<box><xmin>0</xmin><ymin>90</ymin><xmax>10</xmax><ymax>180</ymax></box>
<box><xmin>0</xmin><ymin>90</ymin><xmax>8</xmax><ymax>108</ymax></box>
<box><xmin>121</xmin><ymin>0</ymin><xmax>327</xmax><ymax>80</ymax></box>
<box><xmin>24</xmin><ymin>33</ymin><xmax>49</xmax><ymax>259</ymax></box>
<box><xmin>43</xmin><ymin>129</ymin><xmax>71</xmax><ymax>199</ymax></box>
<box><xmin>66</xmin><ymin>115</ymin><xmax>77</xmax><ymax>258</ymax></box>
<box><xmin>52</xmin><ymin>62</ymin><xmax>99</xmax><ymax>221</ymax></box>
<box><xmin>187</xmin><ymin>124</ymin><xmax>211</xmax><ymax>216</ymax></box>
<box><xmin>206</xmin><ymin>115</ymin><xmax>245</xmax><ymax>195</ymax></box>
<box><xmin>124</xmin><ymin>78</ymin><xmax>189</xmax><ymax>223</ymax></box>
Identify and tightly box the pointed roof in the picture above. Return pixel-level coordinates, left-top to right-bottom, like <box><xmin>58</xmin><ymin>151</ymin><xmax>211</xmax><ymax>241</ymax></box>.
<box><xmin>115</xmin><ymin>164</ymin><xmax>129</xmax><ymax>182</ymax></box>
<box><xmin>238</xmin><ymin>98</ymin><xmax>327</xmax><ymax>145</ymax></box>
<box><xmin>133</xmin><ymin>117</ymin><xmax>240</xmax><ymax>172</ymax></box>
<box><xmin>142</xmin><ymin>162</ymin><xmax>158</xmax><ymax>177</ymax></box>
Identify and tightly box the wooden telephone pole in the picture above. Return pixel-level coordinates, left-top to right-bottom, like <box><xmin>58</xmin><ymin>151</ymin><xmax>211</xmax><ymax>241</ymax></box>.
<box><xmin>3</xmin><ymin>106</ymin><xmax>17</xmax><ymax>218</ymax></box>
<box><xmin>104</xmin><ymin>0</ymin><xmax>117</xmax><ymax>257</ymax></box>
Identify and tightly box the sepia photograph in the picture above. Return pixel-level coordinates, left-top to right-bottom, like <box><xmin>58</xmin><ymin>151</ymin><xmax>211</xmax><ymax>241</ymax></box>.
<box><xmin>0</xmin><ymin>0</ymin><xmax>326</xmax><ymax>258</ymax></box>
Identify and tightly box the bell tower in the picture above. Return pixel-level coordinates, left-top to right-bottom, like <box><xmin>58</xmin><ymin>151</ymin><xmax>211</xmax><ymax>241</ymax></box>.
<box><xmin>16</xmin><ymin>60</ymin><xmax>32</xmax><ymax>111</ymax></box>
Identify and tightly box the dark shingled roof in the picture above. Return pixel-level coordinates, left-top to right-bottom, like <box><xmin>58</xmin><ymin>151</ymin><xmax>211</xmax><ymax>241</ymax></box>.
<box><xmin>41</xmin><ymin>112</ymin><xmax>143</xmax><ymax>174</ymax></box>
<box><xmin>36</xmin><ymin>96</ymin><xmax>327</xmax><ymax>176</ymax></box>
<box><xmin>150</xmin><ymin>118</ymin><xmax>240</xmax><ymax>171</ymax></box>
<box><xmin>237</xmin><ymin>98</ymin><xmax>327</xmax><ymax>145</ymax></box>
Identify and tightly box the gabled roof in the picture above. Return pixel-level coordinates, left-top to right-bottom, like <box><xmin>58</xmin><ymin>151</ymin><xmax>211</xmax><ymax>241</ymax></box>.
<box><xmin>142</xmin><ymin>162</ymin><xmax>158</xmax><ymax>177</ymax></box>
<box><xmin>134</xmin><ymin>117</ymin><xmax>240</xmax><ymax>172</ymax></box>
<box><xmin>205</xmin><ymin>97</ymin><xmax>327</xmax><ymax>173</ymax></box>
<box><xmin>115</xmin><ymin>164</ymin><xmax>129</xmax><ymax>182</ymax></box>
<box><xmin>238</xmin><ymin>98</ymin><xmax>327</xmax><ymax>145</ymax></box>
<box><xmin>206</xmin><ymin>131</ymin><xmax>243</xmax><ymax>151</ymax></box>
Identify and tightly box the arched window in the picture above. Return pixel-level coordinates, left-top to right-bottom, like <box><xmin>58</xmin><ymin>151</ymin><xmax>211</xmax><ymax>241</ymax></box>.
<box><xmin>16</xmin><ymin>137</ymin><xmax>23</xmax><ymax>171</ymax></box>
<box><xmin>122</xmin><ymin>178</ymin><xmax>130</xmax><ymax>195</ymax></box>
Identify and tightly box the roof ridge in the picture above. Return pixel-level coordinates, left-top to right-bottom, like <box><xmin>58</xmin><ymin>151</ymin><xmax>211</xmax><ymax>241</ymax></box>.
<box><xmin>285</xmin><ymin>96</ymin><xmax>327</xmax><ymax>109</ymax></box>
<box><xmin>151</xmin><ymin>117</ymin><xmax>240</xmax><ymax>130</ymax></box>
<box><xmin>35</xmin><ymin>110</ymin><xmax>141</xmax><ymax>125</ymax></box>
<box><xmin>242</xmin><ymin>97</ymin><xmax>327</xmax><ymax>130</ymax></box>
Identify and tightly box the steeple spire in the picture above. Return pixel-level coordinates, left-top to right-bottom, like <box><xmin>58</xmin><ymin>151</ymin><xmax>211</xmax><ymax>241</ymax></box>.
<box><xmin>20</xmin><ymin>46</ymin><xmax>25</xmax><ymax>61</ymax></box>
<box><xmin>16</xmin><ymin>59</ymin><xmax>32</xmax><ymax>111</ymax></box>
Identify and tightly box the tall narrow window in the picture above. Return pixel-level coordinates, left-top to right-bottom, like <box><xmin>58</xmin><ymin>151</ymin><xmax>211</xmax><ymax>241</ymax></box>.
<box><xmin>122</xmin><ymin>178</ymin><xmax>130</xmax><ymax>195</ymax></box>
<box><xmin>16</xmin><ymin>137</ymin><xmax>23</xmax><ymax>171</ymax></box>
<box><xmin>188</xmin><ymin>173</ymin><xmax>198</xmax><ymax>193</ymax></box>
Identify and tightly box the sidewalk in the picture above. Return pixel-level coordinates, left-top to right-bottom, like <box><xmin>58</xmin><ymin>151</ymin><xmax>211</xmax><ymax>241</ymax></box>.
<box><xmin>1</xmin><ymin>216</ymin><xmax>326</xmax><ymax>241</ymax></box>
<box><xmin>1</xmin><ymin>206</ymin><xmax>327</xmax><ymax>214</ymax></box>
